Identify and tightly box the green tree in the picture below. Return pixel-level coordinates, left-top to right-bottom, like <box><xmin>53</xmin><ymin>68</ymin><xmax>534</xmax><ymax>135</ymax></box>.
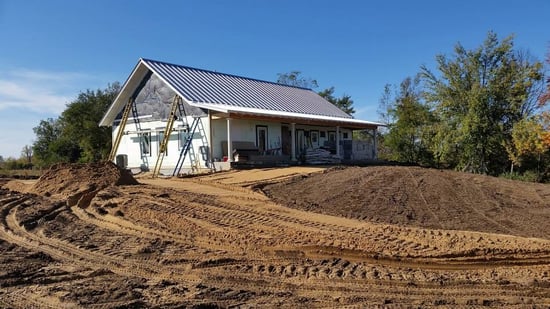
<box><xmin>505</xmin><ymin>117</ymin><xmax>546</xmax><ymax>175</ymax></box>
<box><xmin>32</xmin><ymin>83</ymin><xmax>120</xmax><ymax>167</ymax></box>
<box><xmin>318</xmin><ymin>87</ymin><xmax>355</xmax><ymax>116</ymax></box>
<box><xmin>277</xmin><ymin>71</ymin><xmax>355</xmax><ymax>115</ymax></box>
<box><xmin>59</xmin><ymin>83</ymin><xmax>120</xmax><ymax>162</ymax></box>
<box><xmin>380</xmin><ymin>76</ymin><xmax>435</xmax><ymax>164</ymax></box>
<box><xmin>33</xmin><ymin>118</ymin><xmax>81</xmax><ymax>166</ymax></box>
<box><xmin>421</xmin><ymin>32</ymin><xmax>544</xmax><ymax>175</ymax></box>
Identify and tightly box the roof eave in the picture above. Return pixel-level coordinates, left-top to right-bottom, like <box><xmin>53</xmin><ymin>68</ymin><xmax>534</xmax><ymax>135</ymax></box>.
<box><xmin>99</xmin><ymin>59</ymin><xmax>150</xmax><ymax>127</ymax></box>
<box><xmin>215</xmin><ymin>105</ymin><xmax>383</xmax><ymax>128</ymax></box>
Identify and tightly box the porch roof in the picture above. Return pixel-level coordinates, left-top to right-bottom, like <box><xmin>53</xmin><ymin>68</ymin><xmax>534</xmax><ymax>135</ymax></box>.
<box><xmin>100</xmin><ymin>58</ymin><xmax>383</xmax><ymax>128</ymax></box>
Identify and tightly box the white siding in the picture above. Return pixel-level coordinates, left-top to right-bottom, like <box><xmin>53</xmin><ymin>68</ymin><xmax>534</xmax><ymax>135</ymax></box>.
<box><xmin>113</xmin><ymin>115</ymin><xmax>211</xmax><ymax>173</ymax></box>
<box><xmin>211</xmin><ymin>118</ymin><xmax>282</xmax><ymax>160</ymax></box>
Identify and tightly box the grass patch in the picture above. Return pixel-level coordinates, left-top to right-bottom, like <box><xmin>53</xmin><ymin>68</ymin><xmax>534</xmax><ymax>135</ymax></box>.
<box><xmin>0</xmin><ymin>169</ymin><xmax>42</xmax><ymax>179</ymax></box>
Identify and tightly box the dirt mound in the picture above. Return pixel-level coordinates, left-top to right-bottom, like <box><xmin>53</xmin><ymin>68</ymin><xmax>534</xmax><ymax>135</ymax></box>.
<box><xmin>263</xmin><ymin>166</ymin><xmax>550</xmax><ymax>239</ymax></box>
<box><xmin>31</xmin><ymin>161</ymin><xmax>138</xmax><ymax>199</ymax></box>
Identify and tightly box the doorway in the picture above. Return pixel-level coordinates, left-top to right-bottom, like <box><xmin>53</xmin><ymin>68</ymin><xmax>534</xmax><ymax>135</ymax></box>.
<box><xmin>296</xmin><ymin>129</ymin><xmax>305</xmax><ymax>156</ymax></box>
<box><xmin>256</xmin><ymin>125</ymin><xmax>268</xmax><ymax>154</ymax></box>
<box><xmin>281</xmin><ymin>125</ymin><xmax>290</xmax><ymax>155</ymax></box>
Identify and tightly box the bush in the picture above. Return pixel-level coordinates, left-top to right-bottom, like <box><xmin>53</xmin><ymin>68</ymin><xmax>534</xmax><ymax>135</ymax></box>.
<box><xmin>500</xmin><ymin>170</ymin><xmax>539</xmax><ymax>182</ymax></box>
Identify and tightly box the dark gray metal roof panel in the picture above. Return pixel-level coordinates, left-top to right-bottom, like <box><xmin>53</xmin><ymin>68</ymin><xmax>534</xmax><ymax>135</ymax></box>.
<box><xmin>141</xmin><ymin>58</ymin><xmax>353</xmax><ymax>119</ymax></box>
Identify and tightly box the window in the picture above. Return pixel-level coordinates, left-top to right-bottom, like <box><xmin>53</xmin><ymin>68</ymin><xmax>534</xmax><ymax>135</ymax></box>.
<box><xmin>328</xmin><ymin>131</ymin><xmax>336</xmax><ymax>142</ymax></box>
<box><xmin>310</xmin><ymin>130</ymin><xmax>319</xmax><ymax>147</ymax></box>
<box><xmin>140</xmin><ymin>132</ymin><xmax>151</xmax><ymax>156</ymax></box>
<box><xmin>296</xmin><ymin>129</ymin><xmax>305</xmax><ymax>154</ymax></box>
<box><xmin>320</xmin><ymin>131</ymin><xmax>326</xmax><ymax>138</ymax></box>
<box><xmin>256</xmin><ymin>125</ymin><xmax>268</xmax><ymax>153</ymax></box>
<box><xmin>343</xmin><ymin>132</ymin><xmax>349</xmax><ymax>139</ymax></box>
<box><xmin>178</xmin><ymin>125</ymin><xmax>192</xmax><ymax>150</ymax></box>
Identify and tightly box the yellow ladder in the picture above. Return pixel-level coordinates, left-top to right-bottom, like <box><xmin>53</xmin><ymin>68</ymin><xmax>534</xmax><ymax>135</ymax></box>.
<box><xmin>108</xmin><ymin>98</ymin><xmax>133</xmax><ymax>161</ymax></box>
<box><xmin>152</xmin><ymin>95</ymin><xmax>181</xmax><ymax>178</ymax></box>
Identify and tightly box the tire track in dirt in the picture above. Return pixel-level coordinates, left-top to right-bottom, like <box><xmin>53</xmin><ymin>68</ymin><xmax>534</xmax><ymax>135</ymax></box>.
<box><xmin>2</xmin><ymin>164</ymin><xmax>550</xmax><ymax>308</ymax></box>
<box><xmin>196</xmin><ymin>268</ymin><xmax>550</xmax><ymax>308</ymax></box>
<box><xmin>406</xmin><ymin>168</ymin><xmax>445</xmax><ymax>229</ymax></box>
<box><xmin>0</xmin><ymin>196</ymin><xmax>176</xmax><ymax>281</ymax></box>
<box><xmin>131</xmin><ymin>181</ymin><xmax>550</xmax><ymax>271</ymax></box>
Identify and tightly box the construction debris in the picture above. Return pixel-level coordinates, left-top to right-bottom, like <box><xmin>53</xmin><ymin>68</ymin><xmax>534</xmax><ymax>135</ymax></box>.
<box><xmin>304</xmin><ymin>148</ymin><xmax>341</xmax><ymax>164</ymax></box>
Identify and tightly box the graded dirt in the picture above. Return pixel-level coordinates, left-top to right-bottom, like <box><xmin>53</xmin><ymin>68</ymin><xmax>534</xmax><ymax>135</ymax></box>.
<box><xmin>263</xmin><ymin>166</ymin><xmax>550</xmax><ymax>239</ymax></box>
<box><xmin>0</xmin><ymin>163</ymin><xmax>549</xmax><ymax>308</ymax></box>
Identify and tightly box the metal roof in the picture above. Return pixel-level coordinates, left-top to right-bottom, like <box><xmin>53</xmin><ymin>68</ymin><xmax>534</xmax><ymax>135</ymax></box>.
<box><xmin>100</xmin><ymin>58</ymin><xmax>383</xmax><ymax>128</ymax></box>
<box><xmin>141</xmin><ymin>58</ymin><xmax>352</xmax><ymax>119</ymax></box>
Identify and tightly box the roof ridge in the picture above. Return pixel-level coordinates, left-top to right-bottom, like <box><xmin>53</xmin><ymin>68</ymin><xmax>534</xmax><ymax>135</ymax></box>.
<box><xmin>140</xmin><ymin>58</ymin><xmax>313</xmax><ymax>91</ymax></box>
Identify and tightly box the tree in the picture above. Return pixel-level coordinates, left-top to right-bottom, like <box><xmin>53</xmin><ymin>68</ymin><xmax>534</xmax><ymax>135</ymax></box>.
<box><xmin>277</xmin><ymin>71</ymin><xmax>355</xmax><ymax>115</ymax></box>
<box><xmin>421</xmin><ymin>32</ymin><xmax>544</xmax><ymax>175</ymax></box>
<box><xmin>21</xmin><ymin>145</ymin><xmax>33</xmax><ymax>164</ymax></box>
<box><xmin>276</xmin><ymin>71</ymin><xmax>318</xmax><ymax>89</ymax></box>
<box><xmin>32</xmin><ymin>83</ymin><xmax>120</xmax><ymax>167</ymax></box>
<box><xmin>539</xmin><ymin>49</ymin><xmax>550</xmax><ymax>144</ymax></box>
<box><xmin>505</xmin><ymin>117</ymin><xmax>547</xmax><ymax>175</ymax></box>
<box><xmin>59</xmin><ymin>83</ymin><xmax>120</xmax><ymax>162</ymax></box>
<box><xmin>33</xmin><ymin>118</ymin><xmax>65</xmax><ymax>165</ymax></box>
<box><xmin>540</xmin><ymin>48</ymin><xmax>550</xmax><ymax>105</ymax></box>
<box><xmin>318</xmin><ymin>87</ymin><xmax>355</xmax><ymax>116</ymax></box>
<box><xmin>380</xmin><ymin>76</ymin><xmax>435</xmax><ymax>164</ymax></box>
<box><xmin>377</xmin><ymin>84</ymin><xmax>394</xmax><ymax>127</ymax></box>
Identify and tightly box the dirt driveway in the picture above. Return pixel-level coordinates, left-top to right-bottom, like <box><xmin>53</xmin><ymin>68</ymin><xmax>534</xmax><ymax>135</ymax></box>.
<box><xmin>0</xmin><ymin>163</ymin><xmax>549</xmax><ymax>307</ymax></box>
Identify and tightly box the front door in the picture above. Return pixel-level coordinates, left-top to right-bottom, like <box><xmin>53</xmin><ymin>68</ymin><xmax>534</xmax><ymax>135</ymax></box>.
<box><xmin>256</xmin><ymin>125</ymin><xmax>268</xmax><ymax>154</ymax></box>
<box><xmin>281</xmin><ymin>125</ymin><xmax>290</xmax><ymax>155</ymax></box>
<box><xmin>296</xmin><ymin>129</ymin><xmax>305</xmax><ymax>156</ymax></box>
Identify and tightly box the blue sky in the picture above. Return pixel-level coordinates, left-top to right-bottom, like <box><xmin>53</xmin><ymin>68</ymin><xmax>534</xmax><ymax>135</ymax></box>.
<box><xmin>1</xmin><ymin>0</ymin><xmax>549</xmax><ymax>158</ymax></box>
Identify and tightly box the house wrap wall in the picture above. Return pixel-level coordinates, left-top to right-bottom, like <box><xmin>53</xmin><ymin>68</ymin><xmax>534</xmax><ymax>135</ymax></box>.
<box><xmin>112</xmin><ymin>73</ymin><xmax>211</xmax><ymax>173</ymax></box>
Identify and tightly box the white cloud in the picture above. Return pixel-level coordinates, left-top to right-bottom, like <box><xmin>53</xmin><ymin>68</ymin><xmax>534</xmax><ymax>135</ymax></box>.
<box><xmin>0</xmin><ymin>68</ymin><xmax>109</xmax><ymax>158</ymax></box>
<box><xmin>0</xmin><ymin>113</ymin><xmax>44</xmax><ymax>158</ymax></box>
<box><xmin>0</xmin><ymin>68</ymin><xmax>98</xmax><ymax>114</ymax></box>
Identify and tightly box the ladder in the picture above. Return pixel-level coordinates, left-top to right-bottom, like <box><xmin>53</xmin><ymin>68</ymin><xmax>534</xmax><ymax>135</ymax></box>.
<box><xmin>152</xmin><ymin>95</ymin><xmax>181</xmax><ymax>178</ymax></box>
<box><xmin>173</xmin><ymin>117</ymin><xmax>199</xmax><ymax>176</ymax></box>
<box><xmin>108</xmin><ymin>98</ymin><xmax>133</xmax><ymax>161</ymax></box>
<box><xmin>173</xmin><ymin>115</ymin><xmax>214</xmax><ymax>176</ymax></box>
<box><xmin>130</xmin><ymin>97</ymin><xmax>149</xmax><ymax>167</ymax></box>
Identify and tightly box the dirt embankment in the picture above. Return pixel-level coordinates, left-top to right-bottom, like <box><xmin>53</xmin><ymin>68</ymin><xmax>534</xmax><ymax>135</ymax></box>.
<box><xmin>263</xmin><ymin>166</ymin><xmax>550</xmax><ymax>239</ymax></box>
<box><xmin>31</xmin><ymin>161</ymin><xmax>138</xmax><ymax>198</ymax></box>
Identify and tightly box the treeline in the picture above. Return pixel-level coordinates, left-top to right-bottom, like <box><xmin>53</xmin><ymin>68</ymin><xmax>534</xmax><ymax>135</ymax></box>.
<box><xmin>379</xmin><ymin>32</ymin><xmax>550</xmax><ymax>181</ymax></box>
<box><xmin>31</xmin><ymin>83</ymin><xmax>120</xmax><ymax>168</ymax></box>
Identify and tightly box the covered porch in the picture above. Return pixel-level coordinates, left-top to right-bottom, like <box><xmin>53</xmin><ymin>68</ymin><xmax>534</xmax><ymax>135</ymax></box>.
<box><xmin>210</xmin><ymin>111</ymin><xmax>378</xmax><ymax>166</ymax></box>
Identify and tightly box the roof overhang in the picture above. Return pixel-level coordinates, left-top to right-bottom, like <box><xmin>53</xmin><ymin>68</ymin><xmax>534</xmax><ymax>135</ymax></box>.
<box><xmin>212</xmin><ymin>105</ymin><xmax>383</xmax><ymax>129</ymax></box>
<box><xmin>99</xmin><ymin>60</ymin><xmax>151</xmax><ymax>126</ymax></box>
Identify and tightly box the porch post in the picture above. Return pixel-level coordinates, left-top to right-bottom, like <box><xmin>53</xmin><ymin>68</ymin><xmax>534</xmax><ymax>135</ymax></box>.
<box><xmin>373</xmin><ymin>127</ymin><xmax>378</xmax><ymax>159</ymax></box>
<box><xmin>208</xmin><ymin>110</ymin><xmax>213</xmax><ymax>168</ymax></box>
<box><xmin>227</xmin><ymin>118</ymin><xmax>233</xmax><ymax>162</ymax></box>
<box><xmin>336</xmin><ymin>126</ymin><xmax>341</xmax><ymax>158</ymax></box>
<box><xmin>291</xmin><ymin>123</ymin><xmax>297</xmax><ymax>161</ymax></box>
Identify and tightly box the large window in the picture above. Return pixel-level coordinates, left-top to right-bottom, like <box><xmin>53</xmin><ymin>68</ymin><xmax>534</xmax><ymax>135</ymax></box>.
<box><xmin>140</xmin><ymin>132</ymin><xmax>151</xmax><ymax>156</ymax></box>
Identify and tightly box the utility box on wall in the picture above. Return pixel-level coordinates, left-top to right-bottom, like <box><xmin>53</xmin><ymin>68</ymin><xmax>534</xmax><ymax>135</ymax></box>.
<box><xmin>116</xmin><ymin>154</ymin><xmax>128</xmax><ymax>169</ymax></box>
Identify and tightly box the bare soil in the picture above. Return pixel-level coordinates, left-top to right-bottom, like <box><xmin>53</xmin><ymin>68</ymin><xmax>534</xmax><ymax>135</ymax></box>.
<box><xmin>263</xmin><ymin>166</ymin><xmax>550</xmax><ymax>239</ymax></box>
<box><xmin>0</xmin><ymin>163</ymin><xmax>549</xmax><ymax>308</ymax></box>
